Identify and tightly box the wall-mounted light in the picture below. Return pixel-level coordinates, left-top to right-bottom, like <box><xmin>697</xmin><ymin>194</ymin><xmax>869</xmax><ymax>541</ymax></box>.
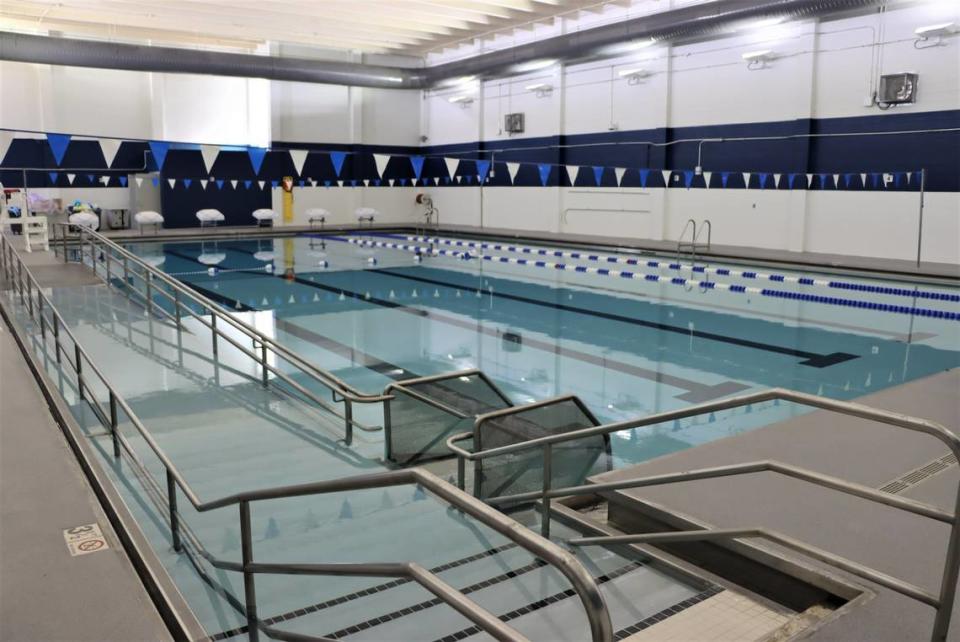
<box><xmin>525</xmin><ymin>82</ymin><xmax>553</xmax><ymax>97</ymax></box>
<box><xmin>742</xmin><ymin>49</ymin><xmax>776</xmax><ymax>69</ymax></box>
<box><xmin>618</xmin><ymin>68</ymin><xmax>650</xmax><ymax>85</ymax></box>
<box><xmin>914</xmin><ymin>22</ymin><xmax>955</xmax><ymax>48</ymax></box>
<box><xmin>448</xmin><ymin>95</ymin><xmax>474</xmax><ymax>107</ymax></box>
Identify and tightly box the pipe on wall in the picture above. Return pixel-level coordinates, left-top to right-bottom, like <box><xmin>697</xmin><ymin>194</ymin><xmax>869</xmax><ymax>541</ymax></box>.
<box><xmin>0</xmin><ymin>0</ymin><xmax>881</xmax><ymax>90</ymax></box>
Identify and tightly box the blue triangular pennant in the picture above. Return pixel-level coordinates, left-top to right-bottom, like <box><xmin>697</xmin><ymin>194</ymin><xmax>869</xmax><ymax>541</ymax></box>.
<box><xmin>46</xmin><ymin>134</ymin><xmax>71</xmax><ymax>165</ymax></box>
<box><xmin>48</xmin><ymin>171</ymin><xmax>59</xmax><ymax>184</ymax></box>
<box><xmin>399</xmin><ymin>177</ymin><xmax>407</xmax><ymax>186</ymax></box>
<box><xmin>270</xmin><ymin>180</ymin><xmax>279</xmax><ymax>189</ymax></box>
<box><xmin>330</xmin><ymin>151</ymin><xmax>347</xmax><ymax>177</ymax></box>
<box><xmin>298</xmin><ymin>179</ymin><xmax>305</xmax><ymax>187</ymax></box>
<box><xmin>894</xmin><ymin>172</ymin><xmax>904</xmax><ymax>187</ymax></box>
<box><xmin>639</xmin><ymin>169</ymin><xmax>651</xmax><ymax>188</ymax></box>
<box><xmin>758</xmin><ymin>172</ymin><xmax>769</xmax><ymax>189</ymax></box>
<box><xmin>720</xmin><ymin>172</ymin><xmax>730</xmax><ymax>188</ymax></box>
<box><xmin>152</xmin><ymin>177</ymin><xmax>159</xmax><ymax>187</ymax></box>
<box><xmin>374</xmin><ymin>179</ymin><xmax>381</xmax><ymax>186</ymax></box>
<box><xmin>87</xmin><ymin>174</ymin><xmax>95</xmax><ymax>183</ymax></box>
<box><xmin>443</xmin><ymin>176</ymin><xmax>451</xmax><ymax>184</ymax></box>
<box><xmin>243</xmin><ymin>179</ymin><xmax>252</xmax><ymax>189</ymax></box>
<box><xmin>183</xmin><ymin>178</ymin><xmax>192</xmax><ymax>189</ymax></box>
<box><xmin>410</xmin><ymin>155</ymin><xmax>425</xmax><ymax>179</ymax></box>
<box><xmin>247</xmin><ymin>147</ymin><xmax>267</xmax><ymax>174</ymax></box>
<box><xmin>592</xmin><ymin>166</ymin><xmax>604</xmax><ymax>186</ymax></box>
<box><xmin>324</xmin><ymin>180</ymin><xmax>331</xmax><ymax>187</ymax></box>
<box><xmin>683</xmin><ymin>170</ymin><xmax>695</xmax><ymax>189</ymax></box>
<box><xmin>149</xmin><ymin>141</ymin><xmax>170</xmax><ymax>170</ymax></box>
<box><xmin>818</xmin><ymin>173</ymin><xmax>830</xmax><ymax>188</ymax></box>
<box><xmin>118</xmin><ymin>176</ymin><xmax>128</xmax><ymax>187</ymax></box>
<box><xmin>216</xmin><ymin>179</ymin><xmax>224</xmax><ymax>189</ymax></box>
<box><xmin>844</xmin><ymin>173</ymin><xmax>855</xmax><ymax>188</ymax></box>
<box><xmin>537</xmin><ymin>163</ymin><xmax>551</xmax><ymax>186</ymax></box>
<box><xmin>870</xmin><ymin>172</ymin><xmax>880</xmax><ymax>187</ymax></box>
<box><xmin>476</xmin><ymin>160</ymin><xmax>491</xmax><ymax>182</ymax></box>
<box><xmin>464</xmin><ymin>175</ymin><xmax>472</xmax><ymax>184</ymax></box>
<box><xmin>788</xmin><ymin>174</ymin><xmax>797</xmax><ymax>189</ymax></box>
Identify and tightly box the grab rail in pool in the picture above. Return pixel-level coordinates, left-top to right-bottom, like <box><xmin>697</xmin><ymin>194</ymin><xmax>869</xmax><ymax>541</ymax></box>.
<box><xmin>52</xmin><ymin>223</ymin><xmax>393</xmax><ymax>443</ymax></box>
<box><xmin>446</xmin><ymin>387</ymin><xmax>960</xmax><ymax>642</ymax></box>
<box><xmin>0</xmin><ymin>232</ymin><xmax>615</xmax><ymax>642</ymax></box>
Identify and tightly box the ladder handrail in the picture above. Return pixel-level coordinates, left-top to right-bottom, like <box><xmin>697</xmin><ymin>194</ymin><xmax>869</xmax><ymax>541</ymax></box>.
<box><xmin>1</xmin><ymin>232</ymin><xmax>614</xmax><ymax>642</ymax></box>
<box><xmin>445</xmin><ymin>387</ymin><xmax>960</xmax><ymax>642</ymax></box>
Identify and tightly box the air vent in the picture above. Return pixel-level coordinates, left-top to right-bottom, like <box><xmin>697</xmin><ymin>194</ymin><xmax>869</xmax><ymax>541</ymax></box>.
<box><xmin>878</xmin><ymin>73</ymin><xmax>918</xmax><ymax>105</ymax></box>
<box><xmin>879</xmin><ymin>452</ymin><xmax>956</xmax><ymax>494</ymax></box>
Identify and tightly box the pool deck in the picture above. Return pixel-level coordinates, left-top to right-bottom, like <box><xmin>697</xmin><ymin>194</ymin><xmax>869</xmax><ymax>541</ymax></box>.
<box><xmin>98</xmin><ymin>222</ymin><xmax>960</xmax><ymax>282</ymax></box>
<box><xmin>0</xmin><ymin>306</ymin><xmax>171</xmax><ymax>641</ymax></box>
<box><xmin>593</xmin><ymin>367</ymin><xmax>960</xmax><ymax>641</ymax></box>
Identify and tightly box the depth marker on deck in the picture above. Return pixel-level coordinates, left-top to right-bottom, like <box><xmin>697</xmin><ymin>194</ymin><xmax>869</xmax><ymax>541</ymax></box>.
<box><xmin>63</xmin><ymin>523</ymin><xmax>109</xmax><ymax>557</ymax></box>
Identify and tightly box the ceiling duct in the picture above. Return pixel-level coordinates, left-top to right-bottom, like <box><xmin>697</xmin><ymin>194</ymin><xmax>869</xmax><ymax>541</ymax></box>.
<box><xmin>0</xmin><ymin>0</ymin><xmax>881</xmax><ymax>89</ymax></box>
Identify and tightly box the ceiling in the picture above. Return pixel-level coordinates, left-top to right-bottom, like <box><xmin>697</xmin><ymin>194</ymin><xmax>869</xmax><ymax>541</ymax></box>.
<box><xmin>0</xmin><ymin>0</ymin><xmax>637</xmax><ymax>56</ymax></box>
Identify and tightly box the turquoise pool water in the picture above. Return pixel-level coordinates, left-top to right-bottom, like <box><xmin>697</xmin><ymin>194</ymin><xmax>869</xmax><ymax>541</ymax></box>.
<box><xmin>126</xmin><ymin>233</ymin><xmax>960</xmax><ymax>469</ymax></box>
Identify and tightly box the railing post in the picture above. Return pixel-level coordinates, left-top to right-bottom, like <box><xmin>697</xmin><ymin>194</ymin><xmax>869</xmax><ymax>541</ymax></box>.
<box><xmin>260</xmin><ymin>343</ymin><xmax>268</xmax><ymax>385</ymax></box>
<box><xmin>383</xmin><ymin>397</ymin><xmax>392</xmax><ymax>460</ymax></box>
<box><xmin>109</xmin><ymin>391</ymin><xmax>120</xmax><ymax>458</ymax></box>
<box><xmin>26</xmin><ymin>275</ymin><xmax>33</xmax><ymax>317</ymax></box>
<box><xmin>166</xmin><ymin>468</ymin><xmax>182</xmax><ymax>552</ymax></box>
<box><xmin>123</xmin><ymin>255</ymin><xmax>130</xmax><ymax>296</ymax></box>
<box><xmin>145</xmin><ymin>273</ymin><xmax>153</xmax><ymax>317</ymax></box>
<box><xmin>17</xmin><ymin>259</ymin><xmax>24</xmax><ymax>303</ymax></box>
<box><xmin>931</xmin><ymin>483</ymin><xmax>960</xmax><ymax>641</ymax></box>
<box><xmin>62</xmin><ymin>225</ymin><xmax>68</xmax><ymax>263</ymax></box>
<box><xmin>211</xmin><ymin>312</ymin><xmax>218</xmax><ymax>358</ymax></box>
<box><xmin>240</xmin><ymin>500</ymin><xmax>259</xmax><ymax>641</ymax></box>
<box><xmin>38</xmin><ymin>296</ymin><xmax>46</xmax><ymax>340</ymax></box>
<box><xmin>173</xmin><ymin>289</ymin><xmax>182</xmax><ymax>328</ymax></box>
<box><xmin>75</xmin><ymin>344</ymin><xmax>84</xmax><ymax>401</ymax></box>
<box><xmin>104</xmin><ymin>245</ymin><xmax>111</xmax><ymax>284</ymax></box>
<box><xmin>541</xmin><ymin>443</ymin><xmax>553</xmax><ymax>539</ymax></box>
<box><xmin>53</xmin><ymin>314</ymin><xmax>61</xmax><ymax>364</ymax></box>
<box><xmin>457</xmin><ymin>455</ymin><xmax>466</xmax><ymax>491</ymax></box>
<box><xmin>344</xmin><ymin>400</ymin><xmax>353</xmax><ymax>446</ymax></box>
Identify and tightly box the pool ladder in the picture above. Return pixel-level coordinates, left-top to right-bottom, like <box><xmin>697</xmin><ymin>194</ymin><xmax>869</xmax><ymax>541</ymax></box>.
<box><xmin>676</xmin><ymin>218</ymin><xmax>712</xmax><ymax>264</ymax></box>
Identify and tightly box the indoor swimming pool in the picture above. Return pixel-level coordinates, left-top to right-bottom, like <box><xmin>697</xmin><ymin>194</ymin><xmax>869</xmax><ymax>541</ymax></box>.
<box><xmin>125</xmin><ymin>231</ymin><xmax>960</xmax><ymax>470</ymax></box>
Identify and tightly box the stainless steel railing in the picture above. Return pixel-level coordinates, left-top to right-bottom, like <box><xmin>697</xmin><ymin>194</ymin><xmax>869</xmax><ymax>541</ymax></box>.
<box><xmin>676</xmin><ymin>218</ymin><xmax>711</xmax><ymax>264</ymax></box>
<box><xmin>446</xmin><ymin>387</ymin><xmax>960</xmax><ymax>642</ymax></box>
<box><xmin>53</xmin><ymin>222</ymin><xmax>392</xmax><ymax>444</ymax></box>
<box><xmin>0</xmin><ymin>232</ymin><xmax>614</xmax><ymax>642</ymax></box>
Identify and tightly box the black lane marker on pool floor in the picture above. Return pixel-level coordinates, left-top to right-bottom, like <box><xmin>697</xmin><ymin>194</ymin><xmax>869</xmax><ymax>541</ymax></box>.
<box><xmin>370</xmin><ymin>268</ymin><xmax>859</xmax><ymax>368</ymax></box>
<box><xmin>156</xmin><ymin>253</ymin><xmax>747</xmax><ymax>403</ymax></box>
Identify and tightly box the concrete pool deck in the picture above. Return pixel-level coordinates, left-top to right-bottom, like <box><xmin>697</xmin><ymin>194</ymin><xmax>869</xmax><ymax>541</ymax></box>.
<box><xmin>593</xmin><ymin>367</ymin><xmax>960</xmax><ymax>641</ymax></box>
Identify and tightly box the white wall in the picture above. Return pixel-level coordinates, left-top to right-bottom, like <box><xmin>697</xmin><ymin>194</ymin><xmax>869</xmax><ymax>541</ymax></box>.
<box><xmin>418</xmin><ymin>2</ymin><xmax>960</xmax><ymax>265</ymax></box>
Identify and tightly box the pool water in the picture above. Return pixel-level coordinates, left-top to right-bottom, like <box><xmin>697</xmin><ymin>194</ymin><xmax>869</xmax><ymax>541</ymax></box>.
<box><xmin>126</xmin><ymin>233</ymin><xmax>960</xmax><ymax>469</ymax></box>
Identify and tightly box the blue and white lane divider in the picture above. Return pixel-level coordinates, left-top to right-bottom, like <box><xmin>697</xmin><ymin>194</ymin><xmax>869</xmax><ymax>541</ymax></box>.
<box><xmin>399</xmin><ymin>234</ymin><xmax>960</xmax><ymax>304</ymax></box>
<box><xmin>337</xmin><ymin>235</ymin><xmax>959</xmax><ymax>321</ymax></box>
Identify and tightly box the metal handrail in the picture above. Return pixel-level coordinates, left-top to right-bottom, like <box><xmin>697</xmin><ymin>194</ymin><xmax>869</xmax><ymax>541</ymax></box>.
<box><xmin>676</xmin><ymin>217</ymin><xmax>712</xmax><ymax>264</ymax></box>
<box><xmin>446</xmin><ymin>387</ymin><xmax>960</xmax><ymax>642</ymax></box>
<box><xmin>0</xmin><ymin>234</ymin><xmax>614</xmax><ymax>642</ymax></box>
<box><xmin>54</xmin><ymin>223</ymin><xmax>393</xmax><ymax>442</ymax></box>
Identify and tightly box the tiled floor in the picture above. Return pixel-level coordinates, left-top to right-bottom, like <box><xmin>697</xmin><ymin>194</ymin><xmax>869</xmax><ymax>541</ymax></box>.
<box><xmin>628</xmin><ymin>589</ymin><xmax>791</xmax><ymax>641</ymax></box>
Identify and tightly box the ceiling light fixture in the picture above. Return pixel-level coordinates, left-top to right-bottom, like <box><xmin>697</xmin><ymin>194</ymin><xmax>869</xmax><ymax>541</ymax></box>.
<box><xmin>525</xmin><ymin>82</ymin><xmax>553</xmax><ymax>96</ymax></box>
<box><xmin>618</xmin><ymin>68</ymin><xmax>650</xmax><ymax>84</ymax></box>
<box><xmin>742</xmin><ymin>49</ymin><xmax>776</xmax><ymax>69</ymax></box>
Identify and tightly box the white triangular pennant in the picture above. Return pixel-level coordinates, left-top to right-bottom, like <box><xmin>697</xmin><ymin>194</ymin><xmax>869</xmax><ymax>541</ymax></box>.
<box><xmin>860</xmin><ymin>173</ymin><xmax>867</xmax><ymax>185</ymax></box>
<box><xmin>309</xmin><ymin>178</ymin><xmax>318</xmax><ymax>187</ymax></box>
<box><xmin>258</xmin><ymin>180</ymin><xmax>266</xmax><ymax>190</ymax></box>
<box><xmin>565</xmin><ymin>165</ymin><xmax>579</xmax><ymax>185</ymax></box>
<box><xmin>67</xmin><ymin>173</ymin><xmax>76</xmax><ymax>185</ymax></box>
<box><xmin>742</xmin><ymin>172</ymin><xmax>751</xmax><ymax>186</ymax></box>
<box><xmin>906</xmin><ymin>172</ymin><xmax>912</xmax><ymax>184</ymax></box>
<box><xmin>168</xmin><ymin>178</ymin><xmax>176</xmax><ymax>188</ymax></box>
<box><xmin>456</xmin><ymin>176</ymin><xmax>463</xmax><ymax>184</ymax></box>
<box><xmin>444</xmin><ymin>157</ymin><xmax>459</xmax><ymax>178</ymax></box>
<box><xmin>363</xmin><ymin>179</ymin><xmax>370</xmax><ymax>187</ymax></box>
<box><xmin>507</xmin><ymin>162</ymin><xmax>520</xmax><ymax>183</ymax></box>
<box><xmin>388</xmin><ymin>178</ymin><xmax>395</xmax><ymax>187</ymax></box>
<box><xmin>833</xmin><ymin>173</ymin><xmax>840</xmax><ymax>186</ymax></box>
<box><xmin>200</xmin><ymin>145</ymin><xmax>219</xmax><ymax>173</ymax></box>
<box><xmin>806</xmin><ymin>173</ymin><xmax>813</xmax><ymax>185</ymax></box>
<box><xmin>231</xmin><ymin>179</ymin><xmax>238</xmax><ymax>189</ymax></box>
<box><xmin>100</xmin><ymin>175</ymin><xmax>110</xmax><ymax>185</ymax></box>
<box><xmin>374</xmin><ymin>154</ymin><xmax>390</xmax><ymax>178</ymax></box>
<box><xmin>200</xmin><ymin>179</ymin><xmax>208</xmax><ymax>190</ymax></box>
<box><xmin>703</xmin><ymin>171</ymin><xmax>712</xmax><ymax>187</ymax></box>
<box><xmin>614</xmin><ymin>167</ymin><xmax>626</xmax><ymax>186</ymax></box>
<box><xmin>773</xmin><ymin>173</ymin><xmax>781</xmax><ymax>188</ymax></box>
<box><xmin>663</xmin><ymin>170</ymin><xmax>673</xmax><ymax>184</ymax></box>
<box><xmin>0</xmin><ymin>131</ymin><xmax>14</xmax><ymax>164</ymax></box>
<box><xmin>289</xmin><ymin>149</ymin><xmax>309</xmax><ymax>175</ymax></box>
<box><xmin>99</xmin><ymin>138</ymin><xmax>122</xmax><ymax>167</ymax></box>
<box><xmin>337</xmin><ymin>180</ymin><xmax>344</xmax><ymax>187</ymax></box>
<box><xmin>135</xmin><ymin>176</ymin><xmax>143</xmax><ymax>187</ymax></box>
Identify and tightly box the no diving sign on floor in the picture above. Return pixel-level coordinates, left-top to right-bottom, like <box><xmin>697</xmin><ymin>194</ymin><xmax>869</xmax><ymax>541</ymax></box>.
<box><xmin>63</xmin><ymin>523</ymin><xmax>109</xmax><ymax>557</ymax></box>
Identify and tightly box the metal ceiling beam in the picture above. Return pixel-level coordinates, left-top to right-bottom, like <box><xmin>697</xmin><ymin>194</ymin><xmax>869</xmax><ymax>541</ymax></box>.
<box><xmin>0</xmin><ymin>0</ymin><xmax>883</xmax><ymax>90</ymax></box>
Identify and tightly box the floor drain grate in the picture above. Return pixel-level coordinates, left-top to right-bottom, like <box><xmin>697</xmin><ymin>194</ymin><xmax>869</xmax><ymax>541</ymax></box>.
<box><xmin>879</xmin><ymin>452</ymin><xmax>957</xmax><ymax>494</ymax></box>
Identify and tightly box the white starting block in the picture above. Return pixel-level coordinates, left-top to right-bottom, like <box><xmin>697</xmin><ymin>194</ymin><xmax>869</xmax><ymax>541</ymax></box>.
<box><xmin>22</xmin><ymin>216</ymin><xmax>49</xmax><ymax>253</ymax></box>
<box><xmin>355</xmin><ymin>207</ymin><xmax>378</xmax><ymax>228</ymax></box>
<box><xmin>306</xmin><ymin>208</ymin><xmax>330</xmax><ymax>230</ymax></box>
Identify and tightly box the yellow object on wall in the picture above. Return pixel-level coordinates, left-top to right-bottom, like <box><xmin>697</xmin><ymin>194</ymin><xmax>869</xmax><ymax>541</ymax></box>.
<box><xmin>281</xmin><ymin>176</ymin><xmax>294</xmax><ymax>224</ymax></box>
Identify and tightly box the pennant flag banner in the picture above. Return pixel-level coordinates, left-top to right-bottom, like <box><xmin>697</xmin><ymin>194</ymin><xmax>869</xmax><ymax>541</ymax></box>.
<box><xmin>48</xmin><ymin>171</ymin><xmax>59</xmax><ymax>184</ymax></box>
<box><xmin>683</xmin><ymin>170</ymin><xmax>695</xmax><ymax>189</ymax></box>
<box><xmin>152</xmin><ymin>177</ymin><xmax>160</xmax><ymax>187</ymax></box>
<box><xmin>46</xmin><ymin>133</ymin><xmax>71</xmax><ymax>165</ymax></box>
<box><xmin>615</xmin><ymin>167</ymin><xmax>626</xmax><ymax>186</ymax></box>
<box><xmin>702</xmin><ymin>171</ymin><xmax>711</xmax><ymax>187</ymax></box>
<box><xmin>149</xmin><ymin>141</ymin><xmax>171</xmax><ymax>170</ymax></box>
<box><xmin>258</xmin><ymin>180</ymin><xmax>266</xmax><ymax>190</ymax></box>
<box><xmin>271</xmin><ymin>180</ymin><xmax>279</xmax><ymax>189</ymax></box>
<box><xmin>183</xmin><ymin>179</ymin><xmax>192</xmax><ymax>189</ymax></box>
<box><xmin>538</xmin><ymin>163</ymin><xmax>551</xmax><ymax>187</ymax></box>
<box><xmin>167</xmin><ymin>178</ymin><xmax>176</xmax><ymax>188</ymax></box>
<box><xmin>119</xmin><ymin>176</ymin><xmax>128</xmax><ymax>187</ymax></box>
<box><xmin>507</xmin><ymin>162</ymin><xmax>521</xmax><ymax>184</ymax></box>
<box><xmin>0</xmin><ymin>131</ymin><xmax>15</xmax><ymax>164</ymax></box>
<box><xmin>566</xmin><ymin>165</ymin><xmax>579</xmax><ymax>185</ymax></box>
<box><xmin>758</xmin><ymin>173</ymin><xmax>769</xmax><ymax>189</ymax></box>
<box><xmin>330</xmin><ymin>151</ymin><xmax>347</xmax><ymax>177</ymax></box>
<box><xmin>231</xmin><ymin>179</ymin><xmax>239</xmax><ymax>189</ymax></box>
<box><xmin>773</xmin><ymin>173</ymin><xmax>781</xmax><ymax>188</ymax></box>
<box><xmin>788</xmin><ymin>174</ymin><xmax>798</xmax><ymax>189</ymax></box>
<box><xmin>639</xmin><ymin>169</ymin><xmax>651</xmax><ymax>188</ymax></box>
<box><xmin>476</xmin><ymin>159</ymin><xmax>491</xmax><ymax>183</ymax></box>
<box><xmin>290</xmin><ymin>149</ymin><xmax>309</xmax><ymax>176</ymax></box>
<box><xmin>200</xmin><ymin>179</ymin><xmax>208</xmax><ymax>190</ymax></box>
<box><xmin>99</xmin><ymin>138</ymin><xmax>122</xmax><ymax>168</ymax></box>
<box><xmin>444</xmin><ymin>157</ymin><xmax>459</xmax><ymax>179</ymax></box>
<box><xmin>200</xmin><ymin>145</ymin><xmax>219</xmax><ymax>173</ymax></box>
<box><xmin>662</xmin><ymin>170</ymin><xmax>672</xmax><ymax>185</ymax></box>
<box><xmin>374</xmin><ymin>154</ymin><xmax>390</xmax><ymax>178</ymax></box>
<box><xmin>216</xmin><ymin>179</ymin><xmax>224</xmax><ymax>190</ymax></box>
<box><xmin>135</xmin><ymin>176</ymin><xmax>143</xmax><ymax>187</ymax></box>
<box><xmin>248</xmin><ymin>147</ymin><xmax>268</xmax><ymax>175</ymax></box>
<box><xmin>68</xmin><ymin>173</ymin><xmax>76</xmax><ymax>185</ymax></box>
<box><xmin>720</xmin><ymin>172</ymin><xmax>730</xmax><ymax>188</ymax></box>
<box><xmin>742</xmin><ymin>172</ymin><xmax>751</xmax><ymax>187</ymax></box>
<box><xmin>592</xmin><ymin>166</ymin><xmax>604</xmax><ymax>186</ymax></box>
<box><xmin>87</xmin><ymin>174</ymin><xmax>96</xmax><ymax>184</ymax></box>
<box><xmin>410</xmin><ymin>155</ymin><xmax>425</xmax><ymax>179</ymax></box>
<box><xmin>100</xmin><ymin>176</ymin><xmax>110</xmax><ymax>185</ymax></box>
<box><xmin>398</xmin><ymin>178</ymin><xmax>407</xmax><ymax>187</ymax></box>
